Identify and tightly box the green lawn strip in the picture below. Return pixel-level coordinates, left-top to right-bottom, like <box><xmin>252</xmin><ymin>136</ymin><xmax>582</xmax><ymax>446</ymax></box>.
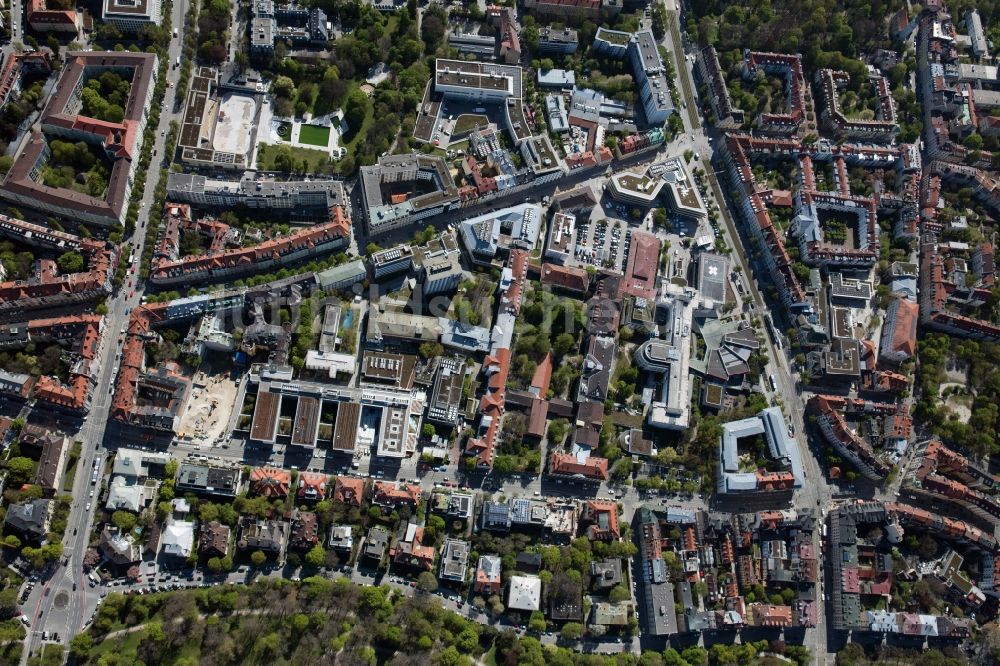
<box><xmin>62</xmin><ymin>441</ymin><xmax>82</xmax><ymax>493</ymax></box>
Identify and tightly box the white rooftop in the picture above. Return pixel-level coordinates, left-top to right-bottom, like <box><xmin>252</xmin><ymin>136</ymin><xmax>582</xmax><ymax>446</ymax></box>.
<box><xmin>508</xmin><ymin>574</ymin><xmax>542</xmax><ymax>611</ymax></box>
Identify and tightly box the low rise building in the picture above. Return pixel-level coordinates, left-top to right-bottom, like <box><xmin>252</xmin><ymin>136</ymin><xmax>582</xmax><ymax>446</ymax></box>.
<box><xmin>100</xmin><ymin>527</ymin><xmax>142</xmax><ymax>565</ymax></box>
<box><xmin>537</xmin><ymin>26</ymin><xmax>578</xmax><ymax>54</ymax></box>
<box><xmin>238</xmin><ymin>517</ymin><xmax>287</xmax><ymax>556</ymax></box>
<box><xmin>362</xmin><ymin>526</ymin><xmax>390</xmax><ymax>565</ymax></box>
<box><xmin>507</xmin><ymin>575</ymin><xmax>542</xmax><ymax>611</ymax></box>
<box><xmin>439</xmin><ymin>538</ymin><xmax>470</xmax><ymax>583</ymax></box>
<box><xmin>162</xmin><ymin>520</ymin><xmax>196</xmax><ymax>558</ymax></box>
<box><xmin>175</xmin><ymin>462</ymin><xmax>241</xmax><ymax>498</ymax></box>
<box><xmin>373</xmin><ymin>481</ymin><xmax>421</xmax><ymax>508</ymax></box>
<box><xmin>249</xmin><ymin>466</ymin><xmax>292</xmax><ymax>499</ymax></box>
<box><xmin>591</xmin><ymin>559</ymin><xmax>623</xmax><ymax>592</ymax></box>
<box><xmin>548</xmin><ymin>451</ymin><xmax>609</xmax><ymax>483</ymax></box>
<box><xmin>329</xmin><ymin>524</ymin><xmax>354</xmax><ymax>552</ymax></box>
<box><xmin>297</xmin><ymin>472</ymin><xmax>328</xmax><ymax>501</ymax></box>
<box><xmin>333</xmin><ymin>476</ymin><xmax>365</xmax><ymax>506</ymax></box>
<box><xmin>475</xmin><ymin>555</ymin><xmax>502</xmax><ymax>595</ymax></box>
<box><xmin>199</xmin><ymin>521</ymin><xmax>231</xmax><ymax>559</ymax></box>
<box><xmin>391</xmin><ymin>522</ymin><xmax>435</xmax><ymax>570</ymax></box>
<box><xmin>4</xmin><ymin>499</ymin><xmax>51</xmax><ymax>543</ymax></box>
<box><xmin>541</xmin><ymin>263</ymin><xmax>590</xmax><ymax>295</ymax></box>
<box><xmin>289</xmin><ymin>511</ymin><xmax>320</xmax><ymax>550</ymax></box>
<box><xmin>581</xmin><ymin>501</ymin><xmax>620</xmax><ymax>540</ymax></box>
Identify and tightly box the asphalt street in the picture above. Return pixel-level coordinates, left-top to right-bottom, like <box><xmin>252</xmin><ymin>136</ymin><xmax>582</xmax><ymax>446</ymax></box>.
<box><xmin>21</xmin><ymin>3</ymin><xmax>189</xmax><ymax>660</ymax></box>
<box><xmin>659</xmin><ymin>0</ymin><xmax>833</xmax><ymax>661</ymax></box>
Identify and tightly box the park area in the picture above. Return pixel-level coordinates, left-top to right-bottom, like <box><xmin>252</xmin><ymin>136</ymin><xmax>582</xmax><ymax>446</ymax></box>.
<box><xmin>257</xmin><ymin>144</ymin><xmax>333</xmax><ymax>174</ymax></box>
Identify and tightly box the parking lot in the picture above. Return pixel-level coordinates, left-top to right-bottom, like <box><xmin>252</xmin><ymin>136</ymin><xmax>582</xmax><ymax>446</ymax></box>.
<box><xmin>567</xmin><ymin>202</ymin><xmax>633</xmax><ymax>273</ymax></box>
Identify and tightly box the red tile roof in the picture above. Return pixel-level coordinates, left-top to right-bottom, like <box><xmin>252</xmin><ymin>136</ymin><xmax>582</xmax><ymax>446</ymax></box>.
<box><xmin>391</xmin><ymin>525</ymin><xmax>435</xmax><ymax>570</ymax></box>
<box><xmin>0</xmin><ymin>215</ymin><xmax>117</xmax><ymax>308</ymax></box>
<box><xmin>149</xmin><ymin>206</ymin><xmax>351</xmax><ymax>285</ymax></box>
<box><xmin>333</xmin><ymin>476</ymin><xmax>365</xmax><ymax>506</ymax></box>
<box><xmin>475</xmin><ymin>557</ymin><xmax>502</xmax><ymax>594</ymax></box>
<box><xmin>622</xmin><ymin>230</ymin><xmax>660</xmax><ymax>300</ymax></box>
<box><xmin>549</xmin><ymin>452</ymin><xmax>609</xmax><ymax>481</ymax></box>
<box><xmin>250</xmin><ymin>466</ymin><xmax>291</xmax><ymax>498</ymax></box>
<box><xmin>530</xmin><ymin>352</ymin><xmax>552</xmax><ymax>397</ymax></box>
<box><xmin>466</xmin><ymin>250</ymin><xmax>534</xmax><ymax>469</ymax></box>
<box><xmin>27</xmin><ymin>0</ymin><xmax>77</xmax><ymax>28</ymax></box>
<box><xmin>467</xmin><ymin>347</ymin><xmax>510</xmax><ymax>468</ymax></box>
<box><xmin>27</xmin><ymin>314</ymin><xmax>102</xmax><ymax>411</ymax></box>
<box><xmin>755</xmin><ymin>470</ymin><xmax>796</xmax><ymax>491</ymax></box>
<box><xmin>502</xmin><ymin>250</ymin><xmax>528</xmax><ymax>315</ymax></box>
<box><xmin>296</xmin><ymin>471</ymin><xmax>328</xmax><ymax>500</ymax></box>
<box><xmin>750</xmin><ymin>603</ymin><xmax>794</xmax><ymax>628</ymax></box>
<box><xmin>541</xmin><ymin>262</ymin><xmax>590</xmax><ymax>294</ymax></box>
<box><xmin>373</xmin><ymin>481</ymin><xmax>421</xmax><ymax>507</ymax></box>
<box><xmin>885</xmin><ymin>298</ymin><xmax>918</xmax><ymax>360</ymax></box>
<box><xmin>582</xmin><ymin>500</ymin><xmax>620</xmax><ymax>540</ymax></box>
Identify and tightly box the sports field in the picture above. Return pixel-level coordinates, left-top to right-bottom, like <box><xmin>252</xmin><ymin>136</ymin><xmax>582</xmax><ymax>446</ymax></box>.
<box><xmin>298</xmin><ymin>124</ymin><xmax>331</xmax><ymax>147</ymax></box>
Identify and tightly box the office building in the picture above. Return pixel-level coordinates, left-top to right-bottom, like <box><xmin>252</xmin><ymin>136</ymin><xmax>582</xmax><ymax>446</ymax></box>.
<box><xmin>103</xmin><ymin>0</ymin><xmax>162</xmax><ymax>32</ymax></box>
<box><xmin>434</xmin><ymin>59</ymin><xmax>523</xmax><ymax>103</ymax></box>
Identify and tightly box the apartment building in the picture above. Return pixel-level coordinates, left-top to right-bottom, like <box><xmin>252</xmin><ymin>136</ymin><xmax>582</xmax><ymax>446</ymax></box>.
<box><xmin>1</xmin><ymin>52</ymin><xmax>158</xmax><ymax>227</ymax></box>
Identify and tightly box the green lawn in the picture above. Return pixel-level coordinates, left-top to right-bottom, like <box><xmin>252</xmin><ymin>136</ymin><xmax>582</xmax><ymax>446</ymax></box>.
<box><xmin>298</xmin><ymin>124</ymin><xmax>331</xmax><ymax>147</ymax></box>
<box><xmin>277</xmin><ymin>122</ymin><xmax>292</xmax><ymax>140</ymax></box>
<box><xmin>62</xmin><ymin>441</ymin><xmax>82</xmax><ymax>492</ymax></box>
<box><xmin>256</xmin><ymin>143</ymin><xmax>332</xmax><ymax>173</ymax></box>
<box><xmin>453</xmin><ymin>114</ymin><xmax>489</xmax><ymax>135</ymax></box>
<box><xmin>342</xmin><ymin>82</ymin><xmax>373</xmax><ymax>150</ymax></box>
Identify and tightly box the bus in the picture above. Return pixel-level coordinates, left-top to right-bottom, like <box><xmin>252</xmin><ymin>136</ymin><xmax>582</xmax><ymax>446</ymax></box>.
<box><xmin>763</xmin><ymin>313</ymin><xmax>783</xmax><ymax>350</ymax></box>
<box><xmin>128</xmin><ymin>249</ymin><xmax>135</xmax><ymax>266</ymax></box>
